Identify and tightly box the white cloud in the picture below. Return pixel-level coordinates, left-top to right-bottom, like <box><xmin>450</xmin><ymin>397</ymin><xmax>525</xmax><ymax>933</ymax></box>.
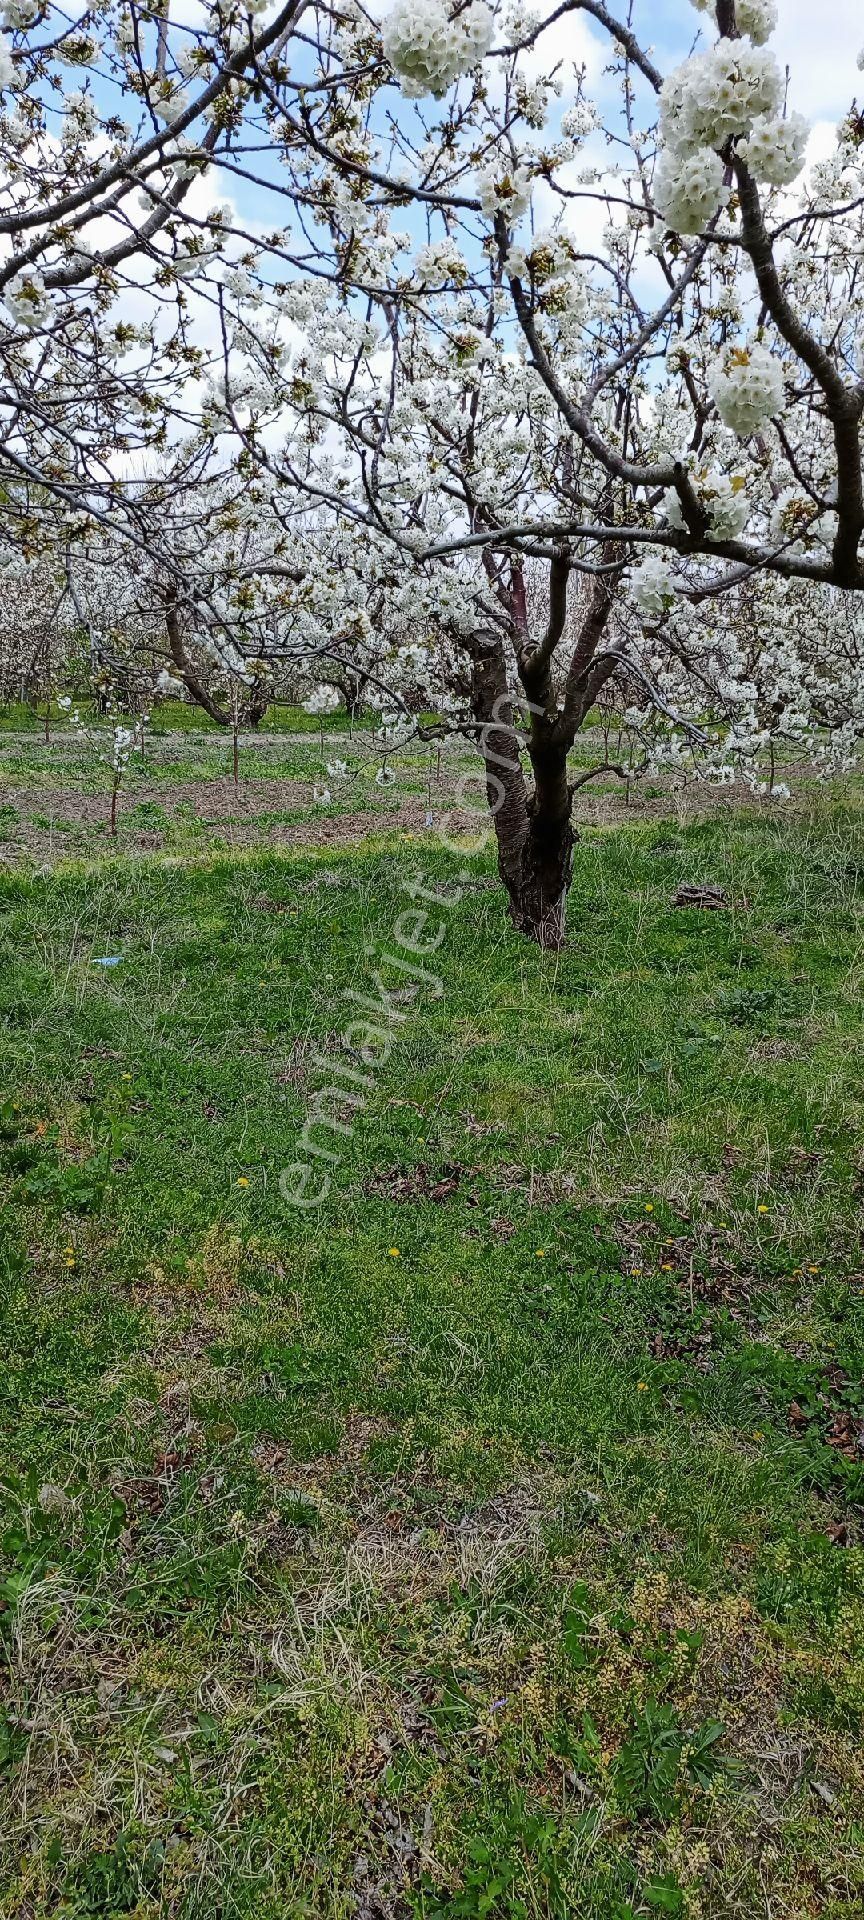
<box><xmin>770</xmin><ymin>0</ymin><xmax>860</xmax><ymax>123</ymax></box>
<box><xmin>514</xmin><ymin>1</ymin><xmax>604</xmax><ymax>92</ymax></box>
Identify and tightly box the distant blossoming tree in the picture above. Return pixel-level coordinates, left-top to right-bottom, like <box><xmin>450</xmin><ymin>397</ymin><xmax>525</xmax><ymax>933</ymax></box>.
<box><xmin>3</xmin><ymin>0</ymin><xmax>864</xmax><ymax>939</ymax></box>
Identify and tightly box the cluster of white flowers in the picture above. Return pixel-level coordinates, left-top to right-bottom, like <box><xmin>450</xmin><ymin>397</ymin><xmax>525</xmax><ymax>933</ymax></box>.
<box><xmin>475</xmin><ymin>162</ymin><xmax>533</xmax><ymax>224</ymax></box>
<box><xmin>112</xmin><ymin>725</ymin><xmax>136</xmax><ymax>774</ymax></box>
<box><xmin>771</xmin><ymin>488</ymin><xmax>835</xmax><ymax>552</ymax></box>
<box><xmin>173</xmin><ymin>230</ymin><xmax>224</xmax><ymax>282</ymax></box>
<box><xmin>2</xmin><ymin>267</ymin><xmax>51</xmax><ymax>330</ymax></box>
<box><xmin>1</xmin><ymin>0</ymin><xmax>39</xmax><ymax>27</ymax></box>
<box><xmin>654</xmin><ymin>28</ymin><xmax>806</xmax><ymax>235</ymax></box>
<box><xmin>413</xmin><ymin>237</ymin><xmax>469</xmax><ymax>287</ymax></box>
<box><xmin>708</xmin><ymin>341</ymin><xmax>785</xmax><ymax>435</ymax></box>
<box><xmin>666</xmin><ymin>468</ymin><xmax>750</xmax><ymax>540</ymax></box>
<box><xmin>152</xmin><ymin>86</ymin><xmax>189</xmax><ymax>126</ymax></box>
<box><xmin>156</xmin><ymin>668</ymin><xmax>185</xmax><ymax>697</ymax></box>
<box><xmin>661</xmin><ymin>40</ymin><xmax>781</xmax><ymax>156</ymax></box>
<box><xmin>739</xmin><ymin>110</ymin><xmax>809</xmax><ymax>187</ymax></box>
<box><xmin>303</xmin><ymin>683</ymin><xmax>341</xmax><ymax>715</ymax></box>
<box><xmin>702</xmin><ymin>472</ymin><xmax>751</xmax><ymax>540</ymax></box>
<box><xmin>63</xmin><ymin>90</ymin><xmax>97</xmax><ymax>142</ymax></box>
<box><xmin>690</xmin><ymin>0</ymin><xmax>777</xmax><ymax>45</ymax></box>
<box><xmin>653</xmin><ymin>144</ymin><xmax>727</xmax><ymax>236</ymax></box>
<box><xmin>381</xmin><ymin>0</ymin><xmax>494</xmax><ymax>99</ymax></box>
<box><xmin>560</xmin><ymin>100</ymin><xmax>599</xmax><ymax>144</ymax></box>
<box><xmin>736</xmin><ymin>0</ymin><xmax>778</xmax><ymax>43</ymax></box>
<box><xmin>630</xmin><ymin>553</ymin><xmax>678</xmax><ymax>619</ymax></box>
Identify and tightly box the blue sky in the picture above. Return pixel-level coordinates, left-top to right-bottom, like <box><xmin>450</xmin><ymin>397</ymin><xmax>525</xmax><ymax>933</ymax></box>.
<box><xmin>55</xmin><ymin>1</ymin><xmax>862</xmax><ymax>398</ymax></box>
<box><xmin>603</xmin><ymin>1</ymin><xmax>860</xmax><ymax>126</ymax></box>
<box><xmin>69</xmin><ymin>2</ymin><xmax>863</xmax><ymax>260</ymax></box>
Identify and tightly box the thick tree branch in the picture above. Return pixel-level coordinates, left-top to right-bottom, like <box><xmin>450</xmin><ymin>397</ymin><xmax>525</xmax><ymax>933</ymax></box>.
<box><xmin>733</xmin><ymin>156</ymin><xmax>864</xmax><ymax>587</ymax></box>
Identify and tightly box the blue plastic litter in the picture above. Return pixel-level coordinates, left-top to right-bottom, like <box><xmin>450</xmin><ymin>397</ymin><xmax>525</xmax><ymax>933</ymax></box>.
<box><xmin>91</xmin><ymin>955</ymin><xmax>123</xmax><ymax>967</ymax></box>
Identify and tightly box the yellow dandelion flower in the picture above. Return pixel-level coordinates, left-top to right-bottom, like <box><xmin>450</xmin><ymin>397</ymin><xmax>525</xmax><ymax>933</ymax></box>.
<box><xmin>236</xmin><ymin>1176</ymin><xmax>249</xmax><ymax>1188</ymax></box>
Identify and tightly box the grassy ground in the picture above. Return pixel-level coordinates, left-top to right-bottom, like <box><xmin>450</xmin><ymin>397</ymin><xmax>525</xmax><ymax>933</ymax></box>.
<box><xmin>0</xmin><ymin>700</ymin><xmax>379</xmax><ymax>736</ymax></box>
<box><xmin>1</xmin><ymin>774</ymin><xmax>863</xmax><ymax>1916</ymax></box>
<box><xmin>0</xmin><ymin>711</ymin><xmax>819</xmax><ymax>870</ymax></box>
<box><xmin>0</xmin><ymin>715</ymin><xmax>461</xmax><ymax>866</ymax></box>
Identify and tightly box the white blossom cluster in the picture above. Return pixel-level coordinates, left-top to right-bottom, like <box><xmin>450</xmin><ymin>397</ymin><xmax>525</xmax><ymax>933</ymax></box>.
<box><xmin>708</xmin><ymin>341</ymin><xmax>785</xmax><ymax>436</ymax></box>
<box><xmin>666</xmin><ymin>469</ymin><xmax>750</xmax><ymax>540</ymax></box>
<box><xmin>156</xmin><ymin>668</ymin><xmax>185</xmax><ymax>697</ymax></box>
<box><xmin>654</xmin><ymin>28</ymin><xmax>807</xmax><ymax>236</ymax></box>
<box><xmin>630</xmin><ymin>554</ymin><xmax>678</xmax><ymax>619</ymax></box>
<box><xmin>111</xmin><ymin>725</ymin><xmax>136</xmax><ymax>774</ymax></box>
<box><xmin>739</xmin><ymin>110</ymin><xmax>809</xmax><ymax>187</ymax></box>
<box><xmin>2</xmin><ymin>267</ymin><xmax>51</xmax><ymax>330</ymax></box>
<box><xmin>735</xmin><ymin>0</ymin><xmax>778</xmax><ymax>43</ymax></box>
<box><xmin>413</xmin><ymin>238</ymin><xmax>469</xmax><ymax>287</ymax></box>
<box><xmin>771</xmin><ymin>488</ymin><xmax>835</xmax><ymax>553</ymax></box>
<box><xmin>653</xmin><ymin>145</ymin><xmax>727</xmax><ymax>237</ymax></box>
<box><xmin>303</xmin><ymin>683</ymin><xmax>341</xmax><ymax>716</ymax></box>
<box><xmin>381</xmin><ymin>0</ymin><xmax>494</xmax><ymax>99</ymax></box>
<box><xmin>660</xmin><ymin>40</ymin><xmax>782</xmax><ymax>157</ymax></box>
<box><xmin>690</xmin><ymin>0</ymin><xmax>777</xmax><ymax>46</ymax></box>
<box><xmin>476</xmin><ymin>163</ymin><xmax>533</xmax><ymax>224</ymax></box>
<box><xmin>621</xmin><ymin>567</ymin><xmax>864</xmax><ymax>797</ymax></box>
<box><xmin>1</xmin><ymin>0</ymin><xmax>39</xmax><ymax>27</ymax></box>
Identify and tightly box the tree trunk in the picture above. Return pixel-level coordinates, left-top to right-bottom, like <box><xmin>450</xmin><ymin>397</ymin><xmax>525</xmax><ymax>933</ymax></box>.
<box><xmin>165</xmin><ymin>603</ymin><xmax>231</xmax><ymax>728</ymax></box>
<box><xmin>469</xmin><ymin>639</ymin><xmax>575</xmax><ymax>949</ymax></box>
<box><xmin>508</xmin><ymin>792</ymin><xmax>575</xmax><ymax>950</ymax></box>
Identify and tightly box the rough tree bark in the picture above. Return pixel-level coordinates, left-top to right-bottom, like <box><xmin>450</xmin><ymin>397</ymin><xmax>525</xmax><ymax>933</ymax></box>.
<box><xmin>165</xmin><ymin>600</ymin><xmax>271</xmax><ymax>730</ymax></box>
<box><xmin>466</xmin><ymin>559</ymin><xmax>620</xmax><ymax>949</ymax></box>
<box><xmin>467</xmin><ymin>633</ymin><xmax>575</xmax><ymax>947</ymax></box>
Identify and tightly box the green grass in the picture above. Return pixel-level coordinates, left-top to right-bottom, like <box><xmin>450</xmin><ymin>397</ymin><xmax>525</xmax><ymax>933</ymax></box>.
<box><xmin>146</xmin><ymin>700</ymin><xmax>382</xmax><ymax>736</ymax></box>
<box><xmin>0</xmin><ymin>698</ymin><xmax>381</xmax><ymax>737</ymax></box>
<box><xmin>0</xmin><ymin>710</ymin><xmax>451</xmax><ymax>808</ymax></box>
<box><xmin>1</xmin><ymin>802</ymin><xmax>864</xmax><ymax>1917</ymax></box>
